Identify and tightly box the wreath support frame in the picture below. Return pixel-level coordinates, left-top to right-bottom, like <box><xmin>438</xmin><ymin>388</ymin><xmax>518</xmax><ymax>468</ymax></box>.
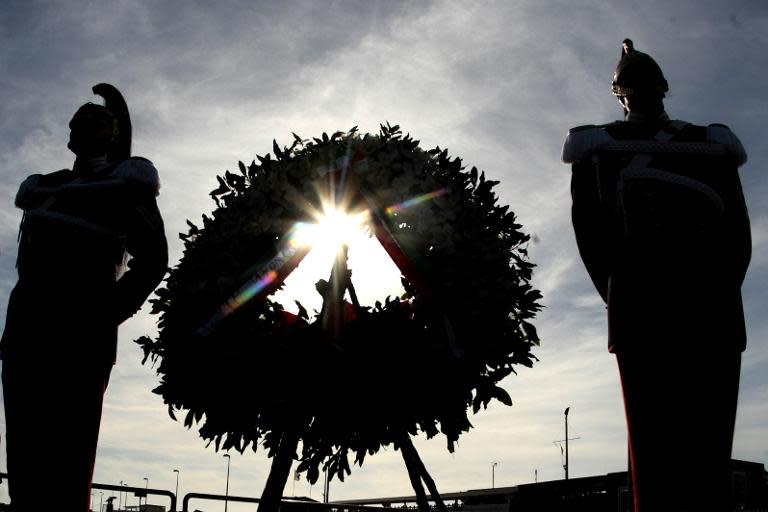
<box><xmin>259</xmin><ymin>430</ymin><xmax>302</xmax><ymax>512</ymax></box>
<box><xmin>400</xmin><ymin>434</ymin><xmax>450</xmax><ymax>512</ymax></box>
<box><xmin>259</xmin><ymin>243</ymin><xmax>449</xmax><ymax>512</ymax></box>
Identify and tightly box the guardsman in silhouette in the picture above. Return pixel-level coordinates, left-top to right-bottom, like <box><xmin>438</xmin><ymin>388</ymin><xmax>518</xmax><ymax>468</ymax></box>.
<box><xmin>562</xmin><ymin>40</ymin><xmax>751</xmax><ymax>512</ymax></box>
<box><xmin>1</xmin><ymin>84</ymin><xmax>168</xmax><ymax>512</ymax></box>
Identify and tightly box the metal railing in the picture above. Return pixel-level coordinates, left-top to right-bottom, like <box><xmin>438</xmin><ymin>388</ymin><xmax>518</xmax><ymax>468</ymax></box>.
<box><xmin>182</xmin><ymin>493</ymin><xmax>388</xmax><ymax>512</ymax></box>
<box><xmin>0</xmin><ymin>473</ymin><xmax>388</xmax><ymax>512</ymax></box>
<box><xmin>92</xmin><ymin>482</ymin><xmax>176</xmax><ymax>512</ymax></box>
<box><xmin>182</xmin><ymin>491</ymin><xmax>260</xmax><ymax>512</ymax></box>
<box><xmin>0</xmin><ymin>474</ymin><xmax>176</xmax><ymax>512</ymax></box>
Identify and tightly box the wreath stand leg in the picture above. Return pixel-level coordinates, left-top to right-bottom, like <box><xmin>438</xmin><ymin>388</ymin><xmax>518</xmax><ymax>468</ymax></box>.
<box><xmin>400</xmin><ymin>440</ymin><xmax>431</xmax><ymax>512</ymax></box>
<box><xmin>258</xmin><ymin>430</ymin><xmax>301</xmax><ymax>512</ymax></box>
<box><xmin>399</xmin><ymin>434</ymin><xmax>448</xmax><ymax>512</ymax></box>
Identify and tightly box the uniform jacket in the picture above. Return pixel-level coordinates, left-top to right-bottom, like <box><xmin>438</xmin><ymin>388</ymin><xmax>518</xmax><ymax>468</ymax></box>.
<box><xmin>1</xmin><ymin>156</ymin><xmax>168</xmax><ymax>364</ymax></box>
<box><xmin>562</xmin><ymin>113</ymin><xmax>751</xmax><ymax>353</ymax></box>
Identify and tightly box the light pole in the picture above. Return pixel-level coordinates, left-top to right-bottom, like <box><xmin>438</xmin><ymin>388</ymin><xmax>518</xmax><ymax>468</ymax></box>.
<box><xmin>143</xmin><ymin>477</ymin><xmax>149</xmax><ymax>508</ymax></box>
<box><xmin>119</xmin><ymin>481</ymin><xmax>123</xmax><ymax>511</ymax></box>
<box><xmin>120</xmin><ymin>482</ymin><xmax>129</xmax><ymax>510</ymax></box>
<box><xmin>173</xmin><ymin>469</ymin><xmax>180</xmax><ymax>502</ymax></box>
<box><xmin>564</xmin><ymin>407</ymin><xmax>570</xmax><ymax>480</ymax></box>
<box><xmin>491</xmin><ymin>462</ymin><xmax>498</xmax><ymax>488</ymax></box>
<box><xmin>224</xmin><ymin>454</ymin><xmax>231</xmax><ymax>512</ymax></box>
<box><xmin>99</xmin><ymin>491</ymin><xmax>104</xmax><ymax>512</ymax></box>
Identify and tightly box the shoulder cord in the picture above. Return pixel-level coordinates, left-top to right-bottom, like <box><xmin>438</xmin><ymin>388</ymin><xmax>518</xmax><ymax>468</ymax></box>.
<box><xmin>621</xmin><ymin>121</ymin><xmax>723</xmax><ymax>207</ymax></box>
<box><xmin>17</xmin><ymin>174</ymin><xmax>86</xmax><ymax>246</ymax></box>
<box><xmin>16</xmin><ymin>164</ymin><xmax>124</xmax><ymax>258</ymax></box>
<box><xmin>625</xmin><ymin>120</ymin><xmax>689</xmax><ymax>170</ymax></box>
<box><xmin>593</xmin><ymin>123</ymin><xmax>684</xmax><ymax>214</ymax></box>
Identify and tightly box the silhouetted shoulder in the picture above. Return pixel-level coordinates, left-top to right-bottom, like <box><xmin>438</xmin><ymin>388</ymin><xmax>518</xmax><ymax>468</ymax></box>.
<box><xmin>34</xmin><ymin>168</ymin><xmax>74</xmax><ymax>187</ymax></box>
<box><xmin>111</xmin><ymin>157</ymin><xmax>161</xmax><ymax>195</ymax></box>
<box><xmin>671</xmin><ymin>123</ymin><xmax>747</xmax><ymax>166</ymax></box>
<box><xmin>15</xmin><ymin>169</ymin><xmax>72</xmax><ymax>208</ymax></box>
<box><xmin>706</xmin><ymin>124</ymin><xmax>747</xmax><ymax>166</ymax></box>
<box><xmin>561</xmin><ymin>122</ymin><xmax>621</xmax><ymax>164</ymax></box>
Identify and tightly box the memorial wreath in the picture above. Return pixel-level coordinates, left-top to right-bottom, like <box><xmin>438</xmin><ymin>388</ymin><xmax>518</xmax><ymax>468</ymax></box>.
<box><xmin>137</xmin><ymin>123</ymin><xmax>541</xmax><ymax>510</ymax></box>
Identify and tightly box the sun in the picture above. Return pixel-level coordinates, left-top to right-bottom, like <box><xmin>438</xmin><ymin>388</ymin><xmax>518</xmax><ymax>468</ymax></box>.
<box><xmin>297</xmin><ymin>202</ymin><xmax>372</xmax><ymax>255</ymax></box>
<box><xmin>271</xmin><ymin>203</ymin><xmax>405</xmax><ymax>315</ymax></box>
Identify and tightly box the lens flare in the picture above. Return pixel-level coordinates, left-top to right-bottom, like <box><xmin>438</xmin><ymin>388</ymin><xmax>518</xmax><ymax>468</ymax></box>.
<box><xmin>199</xmin><ymin>187</ymin><xmax>451</xmax><ymax>334</ymax></box>
<box><xmin>223</xmin><ymin>270</ymin><xmax>279</xmax><ymax>316</ymax></box>
<box><xmin>384</xmin><ymin>188</ymin><xmax>448</xmax><ymax>216</ymax></box>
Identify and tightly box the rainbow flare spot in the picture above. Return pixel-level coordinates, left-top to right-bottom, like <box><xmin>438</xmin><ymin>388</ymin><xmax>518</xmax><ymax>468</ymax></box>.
<box><xmin>385</xmin><ymin>188</ymin><xmax>448</xmax><ymax>215</ymax></box>
<box><xmin>201</xmin><ymin>224</ymin><xmax>313</xmax><ymax>334</ymax></box>
<box><xmin>223</xmin><ymin>270</ymin><xmax>279</xmax><ymax>315</ymax></box>
<box><xmin>212</xmin><ymin>219</ymin><xmax>332</xmax><ymax>324</ymax></box>
<box><xmin>287</xmin><ymin>222</ymin><xmax>317</xmax><ymax>249</ymax></box>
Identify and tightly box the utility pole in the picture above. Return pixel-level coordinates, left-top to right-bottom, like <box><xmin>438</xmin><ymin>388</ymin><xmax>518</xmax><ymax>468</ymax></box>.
<box><xmin>553</xmin><ymin>407</ymin><xmax>580</xmax><ymax>481</ymax></box>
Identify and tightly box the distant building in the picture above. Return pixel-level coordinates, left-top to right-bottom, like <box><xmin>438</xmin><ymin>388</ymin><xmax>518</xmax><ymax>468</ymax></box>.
<box><xmin>338</xmin><ymin>459</ymin><xmax>768</xmax><ymax>512</ymax></box>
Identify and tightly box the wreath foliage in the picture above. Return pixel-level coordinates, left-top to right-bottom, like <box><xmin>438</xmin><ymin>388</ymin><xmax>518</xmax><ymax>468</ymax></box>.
<box><xmin>137</xmin><ymin>123</ymin><xmax>542</xmax><ymax>484</ymax></box>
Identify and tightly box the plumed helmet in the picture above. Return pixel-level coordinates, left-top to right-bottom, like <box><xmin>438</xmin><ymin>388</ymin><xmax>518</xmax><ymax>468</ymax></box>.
<box><xmin>69</xmin><ymin>84</ymin><xmax>132</xmax><ymax>162</ymax></box>
<box><xmin>611</xmin><ymin>39</ymin><xmax>668</xmax><ymax>98</ymax></box>
<box><xmin>92</xmin><ymin>83</ymin><xmax>132</xmax><ymax>163</ymax></box>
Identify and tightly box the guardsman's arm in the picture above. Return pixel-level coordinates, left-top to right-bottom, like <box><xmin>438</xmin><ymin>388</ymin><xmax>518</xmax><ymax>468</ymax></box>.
<box><xmin>563</xmin><ymin>125</ymin><xmax>613</xmax><ymax>302</ymax></box>
<box><xmin>570</xmin><ymin>159</ymin><xmax>610</xmax><ymax>302</ymax></box>
<box><xmin>112</xmin><ymin>159</ymin><xmax>169</xmax><ymax>324</ymax></box>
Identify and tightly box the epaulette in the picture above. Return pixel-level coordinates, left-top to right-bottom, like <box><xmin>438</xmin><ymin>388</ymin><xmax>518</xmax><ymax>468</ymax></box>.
<box><xmin>111</xmin><ymin>157</ymin><xmax>161</xmax><ymax>196</ymax></box>
<box><xmin>563</xmin><ymin>120</ymin><xmax>747</xmax><ymax>166</ymax></box>
<box><xmin>43</xmin><ymin>168</ymin><xmax>73</xmax><ymax>180</ymax></box>
<box><xmin>15</xmin><ymin>169</ymin><xmax>72</xmax><ymax>208</ymax></box>
<box><xmin>706</xmin><ymin>124</ymin><xmax>747</xmax><ymax>167</ymax></box>
<box><xmin>561</xmin><ymin>124</ymin><xmax>614</xmax><ymax>164</ymax></box>
<box><xmin>15</xmin><ymin>174</ymin><xmax>42</xmax><ymax>209</ymax></box>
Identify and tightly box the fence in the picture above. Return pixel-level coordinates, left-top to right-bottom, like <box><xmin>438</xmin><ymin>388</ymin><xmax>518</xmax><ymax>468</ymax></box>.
<box><xmin>0</xmin><ymin>473</ymin><xmax>388</xmax><ymax>512</ymax></box>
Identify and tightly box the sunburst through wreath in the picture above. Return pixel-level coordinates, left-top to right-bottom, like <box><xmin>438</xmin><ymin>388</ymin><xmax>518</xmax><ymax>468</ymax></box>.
<box><xmin>136</xmin><ymin>123</ymin><xmax>542</xmax><ymax>512</ymax></box>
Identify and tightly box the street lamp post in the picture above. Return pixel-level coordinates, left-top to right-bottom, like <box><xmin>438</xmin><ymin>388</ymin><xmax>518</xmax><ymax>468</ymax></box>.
<box><xmin>143</xmin><ymin>477</ymin><xmax>149</xmax><ymax>509</ymax></box>
<box><xmin>99</xmin><ymin>491</ymin><xmax>104</xmax><ymax>512</ymax></box>
<box><xmin>564</xmin><ymin>407</ymin><xmax>570</xmax><ymax>480</ymax></box>
<box><xmin>173</xmin><ymin>469</ymin><xmax>180</xmax><ymax>504</ymax></box>
<box><xmin>492</xmin><ymin>462</ymin><xmax>498</xmax><ymax>489</ymax></box>
<box><xmin>224</xmin><ymin>454</ymin><xmax>231</xmax><ymax>512</ymax></box>
<box><xmin>119</xmin><ymin>481</ymin><xmax>123</xmax><ymax>511</ymax></box>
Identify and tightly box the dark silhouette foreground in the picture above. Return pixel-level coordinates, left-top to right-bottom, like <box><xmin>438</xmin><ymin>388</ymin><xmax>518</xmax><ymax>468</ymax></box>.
<box><xmin>1</xmin><ymin>84</ymin><xmax>168</xmax><ymax>512</ymax></box>
<box><xmin>563</xmin><ymin>40</ymin><xmax>751</xmax><ymax>512</ymax></box>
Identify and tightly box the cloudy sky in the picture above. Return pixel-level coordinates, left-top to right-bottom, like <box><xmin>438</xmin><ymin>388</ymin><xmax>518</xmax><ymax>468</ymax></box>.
<box><xmin>1</xmin><ymin>1</ymin><xmax>766</xmax><ymax>510</ymax></box>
